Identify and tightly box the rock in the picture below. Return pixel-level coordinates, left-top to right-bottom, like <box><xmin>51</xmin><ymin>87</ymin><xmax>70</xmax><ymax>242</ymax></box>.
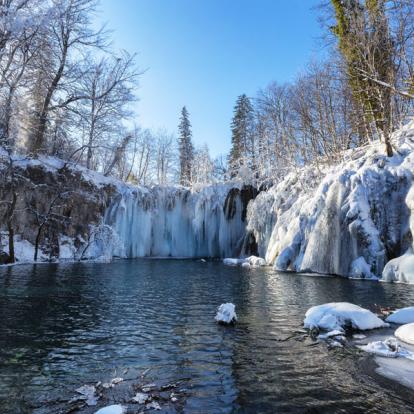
<box><xmin>0</xmin><ymin>251</ymin><xmax>10</xmax><ymax>264</ymax></box>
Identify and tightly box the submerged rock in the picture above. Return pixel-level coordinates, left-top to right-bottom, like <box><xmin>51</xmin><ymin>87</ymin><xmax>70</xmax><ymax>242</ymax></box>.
<box><xmin>94</xmin><ymin>405</ymin><xmax>125</xmax><ymax>414</ymax></box>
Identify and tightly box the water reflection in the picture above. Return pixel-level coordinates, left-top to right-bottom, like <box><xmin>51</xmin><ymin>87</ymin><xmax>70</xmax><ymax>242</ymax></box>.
<box><xmin>1</xmin><ymin>261</ymin><xmax>414</xmax><ymax>413</ymax></box>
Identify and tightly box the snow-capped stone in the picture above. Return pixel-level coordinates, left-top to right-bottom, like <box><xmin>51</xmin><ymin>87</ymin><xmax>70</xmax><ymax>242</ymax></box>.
<box><xmin>395</xmin><ymin>323</ymin><xmax>414</xmax><ymax>345</ymax></box>
<box><xmin>94</xmin><ymin>405</ymin><xmax>125</xmax><ymax>414</ymax></box>
<box><xmin>246</xmin><ymin>255</ymin><xmax>266</xmax><ymax>266</ymax></box>
<box><xmin>215</xmin><ymin>303</ymin><xmax>237</xmax><ymax>324</ymax></box>
<box><xmin>304</xmin><ymin>302</ymin><xmax>388</xmax><ymax>331</ymax></box>
<box><xmin>386</xmin><ymin>307</ymin><xmax>414</xmax><ymax>324</ymax></box>
<box><xmin>241</xmin><ymin>262</ymin><xmax>251</xmax><ymax>268</ymax></box>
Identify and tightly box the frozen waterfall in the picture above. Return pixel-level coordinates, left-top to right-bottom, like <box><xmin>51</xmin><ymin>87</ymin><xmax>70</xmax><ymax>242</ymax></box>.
<box><xmin>104</xmin><ymin>184</ymin><xmax>258</xmax><ymax>258</ymax></box>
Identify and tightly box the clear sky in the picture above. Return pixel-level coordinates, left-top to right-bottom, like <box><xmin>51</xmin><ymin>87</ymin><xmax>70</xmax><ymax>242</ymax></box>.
<box><xmin>98</xmin><ymin>0</ymin><xmax>324</xmax><ymax>157</ymax></box>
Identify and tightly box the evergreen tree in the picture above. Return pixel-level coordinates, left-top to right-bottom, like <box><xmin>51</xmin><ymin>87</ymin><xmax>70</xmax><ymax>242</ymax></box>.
<box><xmin>228</xmin><ymin>94</ymin><xmax>254</xmax><ymax>177</ymax></box>
<box><xmin>178</xmin><ymin>106</ymin><xmax>194</xmax><ymax>185</ymax></box>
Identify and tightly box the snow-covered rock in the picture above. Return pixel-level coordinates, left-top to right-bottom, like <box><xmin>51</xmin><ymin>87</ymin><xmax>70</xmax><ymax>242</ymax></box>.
<box><xmin>395</xmin><ymin>323</ymin><xmax>414</xmax><ymax>345</ymax></box>
<box><xmin>215</xmin><ymin>303</ymin><xmax>237</xmax><ymax>324</ymax></box>
<box><xmin>386</xmin><ymin>307</ymin><xmax>414</xmax><ymax>324</ymax></box>
<box><xmin>223</xmin><ymin>256</ymin><xmax>266</xmax><ymax>267</ymax></box>
<box><xmin>246</xmin><ymin>255</ymin><xmax>267</xmax><ymax>266</ymax></box>
<box><xmin>304</xmin><ymin>302</ymin><xmax>388</xmax><ymax>331</ymax></box>
<box><xmin>94</xmin><ymin>406</ymin><xmax>125</xmax><ymax>414</ymax></box>
<box><xmin>382</xmin><ymin>251</ymin><xmax>414</xmax><ymax>284</ymax></box>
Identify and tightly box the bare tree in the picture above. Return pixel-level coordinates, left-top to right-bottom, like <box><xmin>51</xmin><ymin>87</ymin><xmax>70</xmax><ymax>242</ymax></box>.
<box><xmin>28</xmin><ymin>0</ymin><xmax>107</xmax><ymax>155</ymax></box>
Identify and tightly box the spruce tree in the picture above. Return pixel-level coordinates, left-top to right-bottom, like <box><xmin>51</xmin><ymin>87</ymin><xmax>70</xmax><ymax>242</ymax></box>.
<box><xmin>178</xmin><ymin>106</ymin><xmax>194</xmax><ymax>185</ymax></box>
<box><xmin>228</xmin><ymin>94</ymin><xmax>254</xmax><ymax>177</ymax></box>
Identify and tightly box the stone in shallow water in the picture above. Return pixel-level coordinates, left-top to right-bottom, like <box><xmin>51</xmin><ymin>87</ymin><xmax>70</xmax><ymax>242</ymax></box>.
<box><xmin>215</xmin><ymin>303</ymin><xmax>237</xmax><ymax>324</ymax></box>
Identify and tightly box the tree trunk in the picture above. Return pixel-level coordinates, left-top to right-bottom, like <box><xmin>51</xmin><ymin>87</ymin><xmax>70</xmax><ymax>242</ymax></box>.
<box><xmin>6</xmin><ymin>191</ymin><xmax>17</xmax><ymax>263</ymax></box>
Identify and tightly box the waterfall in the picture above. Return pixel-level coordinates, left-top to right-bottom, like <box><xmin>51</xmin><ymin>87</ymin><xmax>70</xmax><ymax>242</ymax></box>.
<box><xmin>104</xmin><ymin>184</ymin><xmax>257</xmax><ymax>258</ymax></box>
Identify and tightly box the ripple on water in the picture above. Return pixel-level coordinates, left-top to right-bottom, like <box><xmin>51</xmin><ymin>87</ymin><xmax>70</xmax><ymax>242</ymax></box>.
<box><xmin>1</xmin><ymin>260</ymin><xmax>414</xmax><ymax>413</ymax></box>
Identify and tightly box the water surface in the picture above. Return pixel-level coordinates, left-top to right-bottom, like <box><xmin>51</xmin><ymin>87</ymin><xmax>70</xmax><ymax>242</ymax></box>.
<box><xmin>1</xmin><ymin>260</ymin><xmax>414</xmax><ymax>413</ymax></box>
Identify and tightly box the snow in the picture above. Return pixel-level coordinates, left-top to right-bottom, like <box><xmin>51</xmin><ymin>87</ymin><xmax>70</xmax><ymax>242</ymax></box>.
<box><xmin>318</xmin><ymin>329</ymin><xmax>345</xmax><ymax>340</ymax></box>
<box><xmin>1</xmin><ymin>235</ymin><xmax>47</xmax><ymax>263</ymax></box>
<box><xmin>349</xmin><ymin>257</ymin><xmax>377</xmax><ymax>279</ymax></box>
<box><xmin>386</xmin><ymin>307</ymin><xmax>414</xmax><ymax>324</ymax></box>
<box><xmin>223</xmin><ymin>256</ymin><xmax>266</xmax><ymax>267</ymax></box>
<box><xmin>132</xmin><ymin>392</ymin><xmax>149</xmax><ymax>404</ymax></box>
<box><xmin>304</xmin><ymin>302</ymin><xmax>388</xmax><ymax>331</ymax></box>
<box><xmin>359</xmin><ymin>337</ymin><xmax>401</xmax><ymax>358</ymax></box>
<box><xmin>395</xmin><ymin>323</ymin><xmax>414</xmax><ymax>345</ymax></box>
<box><xmin>246</xmin><ymin>255</ymin><xmax>267</xmax><ymax>266</ymax></box>
<box><xmin>75</xmin><ymin>384</ymin><xmax>98</xmax><ymax>406</ymax></box>
<box><xmin>215</xmin><ymin>303</ymin><xmax>237</xmax><ymax>324</ymax></box>
<box><xmin>94</xmin><ymin>406</ymin><xmax>125</xmax><ymax>414</ymax></box>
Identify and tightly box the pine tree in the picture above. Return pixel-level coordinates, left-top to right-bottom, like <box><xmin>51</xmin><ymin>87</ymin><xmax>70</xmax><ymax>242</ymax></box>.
<box><xmin>228</xmin><ymin>94</ymin><xmax>254</xmax><ymax>177</ymax></box>
<box><xmin>178</xmin><ymin>106</ymin><xmax>194</xmax><ymax>185</ymax></box>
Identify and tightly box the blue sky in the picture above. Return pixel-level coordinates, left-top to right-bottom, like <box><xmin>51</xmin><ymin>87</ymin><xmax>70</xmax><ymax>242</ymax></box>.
<box><xmin>98</xmin><ymin>0</ymin><xmax>324</xmax><ymax>157</ymax></box>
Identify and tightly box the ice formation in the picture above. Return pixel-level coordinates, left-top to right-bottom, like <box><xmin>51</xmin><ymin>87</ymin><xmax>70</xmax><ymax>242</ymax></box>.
<box><xmin>304</xmin><ymin>302</ymin><xmax>388</xmax><ymax>331</ymax></box>
<box><xmin>105</xmin><ymin>185</ymin><xmax>255</xmax><ymax>258</ymax></box>
<box><xmin>246</xmin><ymin>121</ymin><xmax>414</xmax><ymax>279</ymax></box>
<box><xmin>386</xmin><ymin>307</ymin><xmax>414</xmax><ymax>324</ymax></box>
<box><xmin>358</xmin><ymin>337</ymin><xmax>414</xmax><ymax>359</ymax></box>
<box><xmin>395</xmin><ymin>323</ymin><xmax>414</xmax><ymax>345</ymax></box>
<box><xmin>215</xmin><ymin>303</ymin><xmax>237</xmax><ymax>324</ymax></box>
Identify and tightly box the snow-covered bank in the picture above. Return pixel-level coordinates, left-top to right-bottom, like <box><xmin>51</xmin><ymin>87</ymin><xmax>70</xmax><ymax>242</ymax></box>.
<box><xmin>246</xmin><ymin>120</ymin><xmax>414</xmax><ymax>280</ymax></box>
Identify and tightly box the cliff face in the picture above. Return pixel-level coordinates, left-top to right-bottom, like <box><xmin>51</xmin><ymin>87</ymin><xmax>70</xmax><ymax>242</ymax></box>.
<box><xmin>0</xmin><ymin>153</ymin><xmax>257</xmax><ymax>263</ymax></box>
<box><xmin>0</xmin><ymin>154</ymin><xmax>118</xmax><ymax>263</ymax></box>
